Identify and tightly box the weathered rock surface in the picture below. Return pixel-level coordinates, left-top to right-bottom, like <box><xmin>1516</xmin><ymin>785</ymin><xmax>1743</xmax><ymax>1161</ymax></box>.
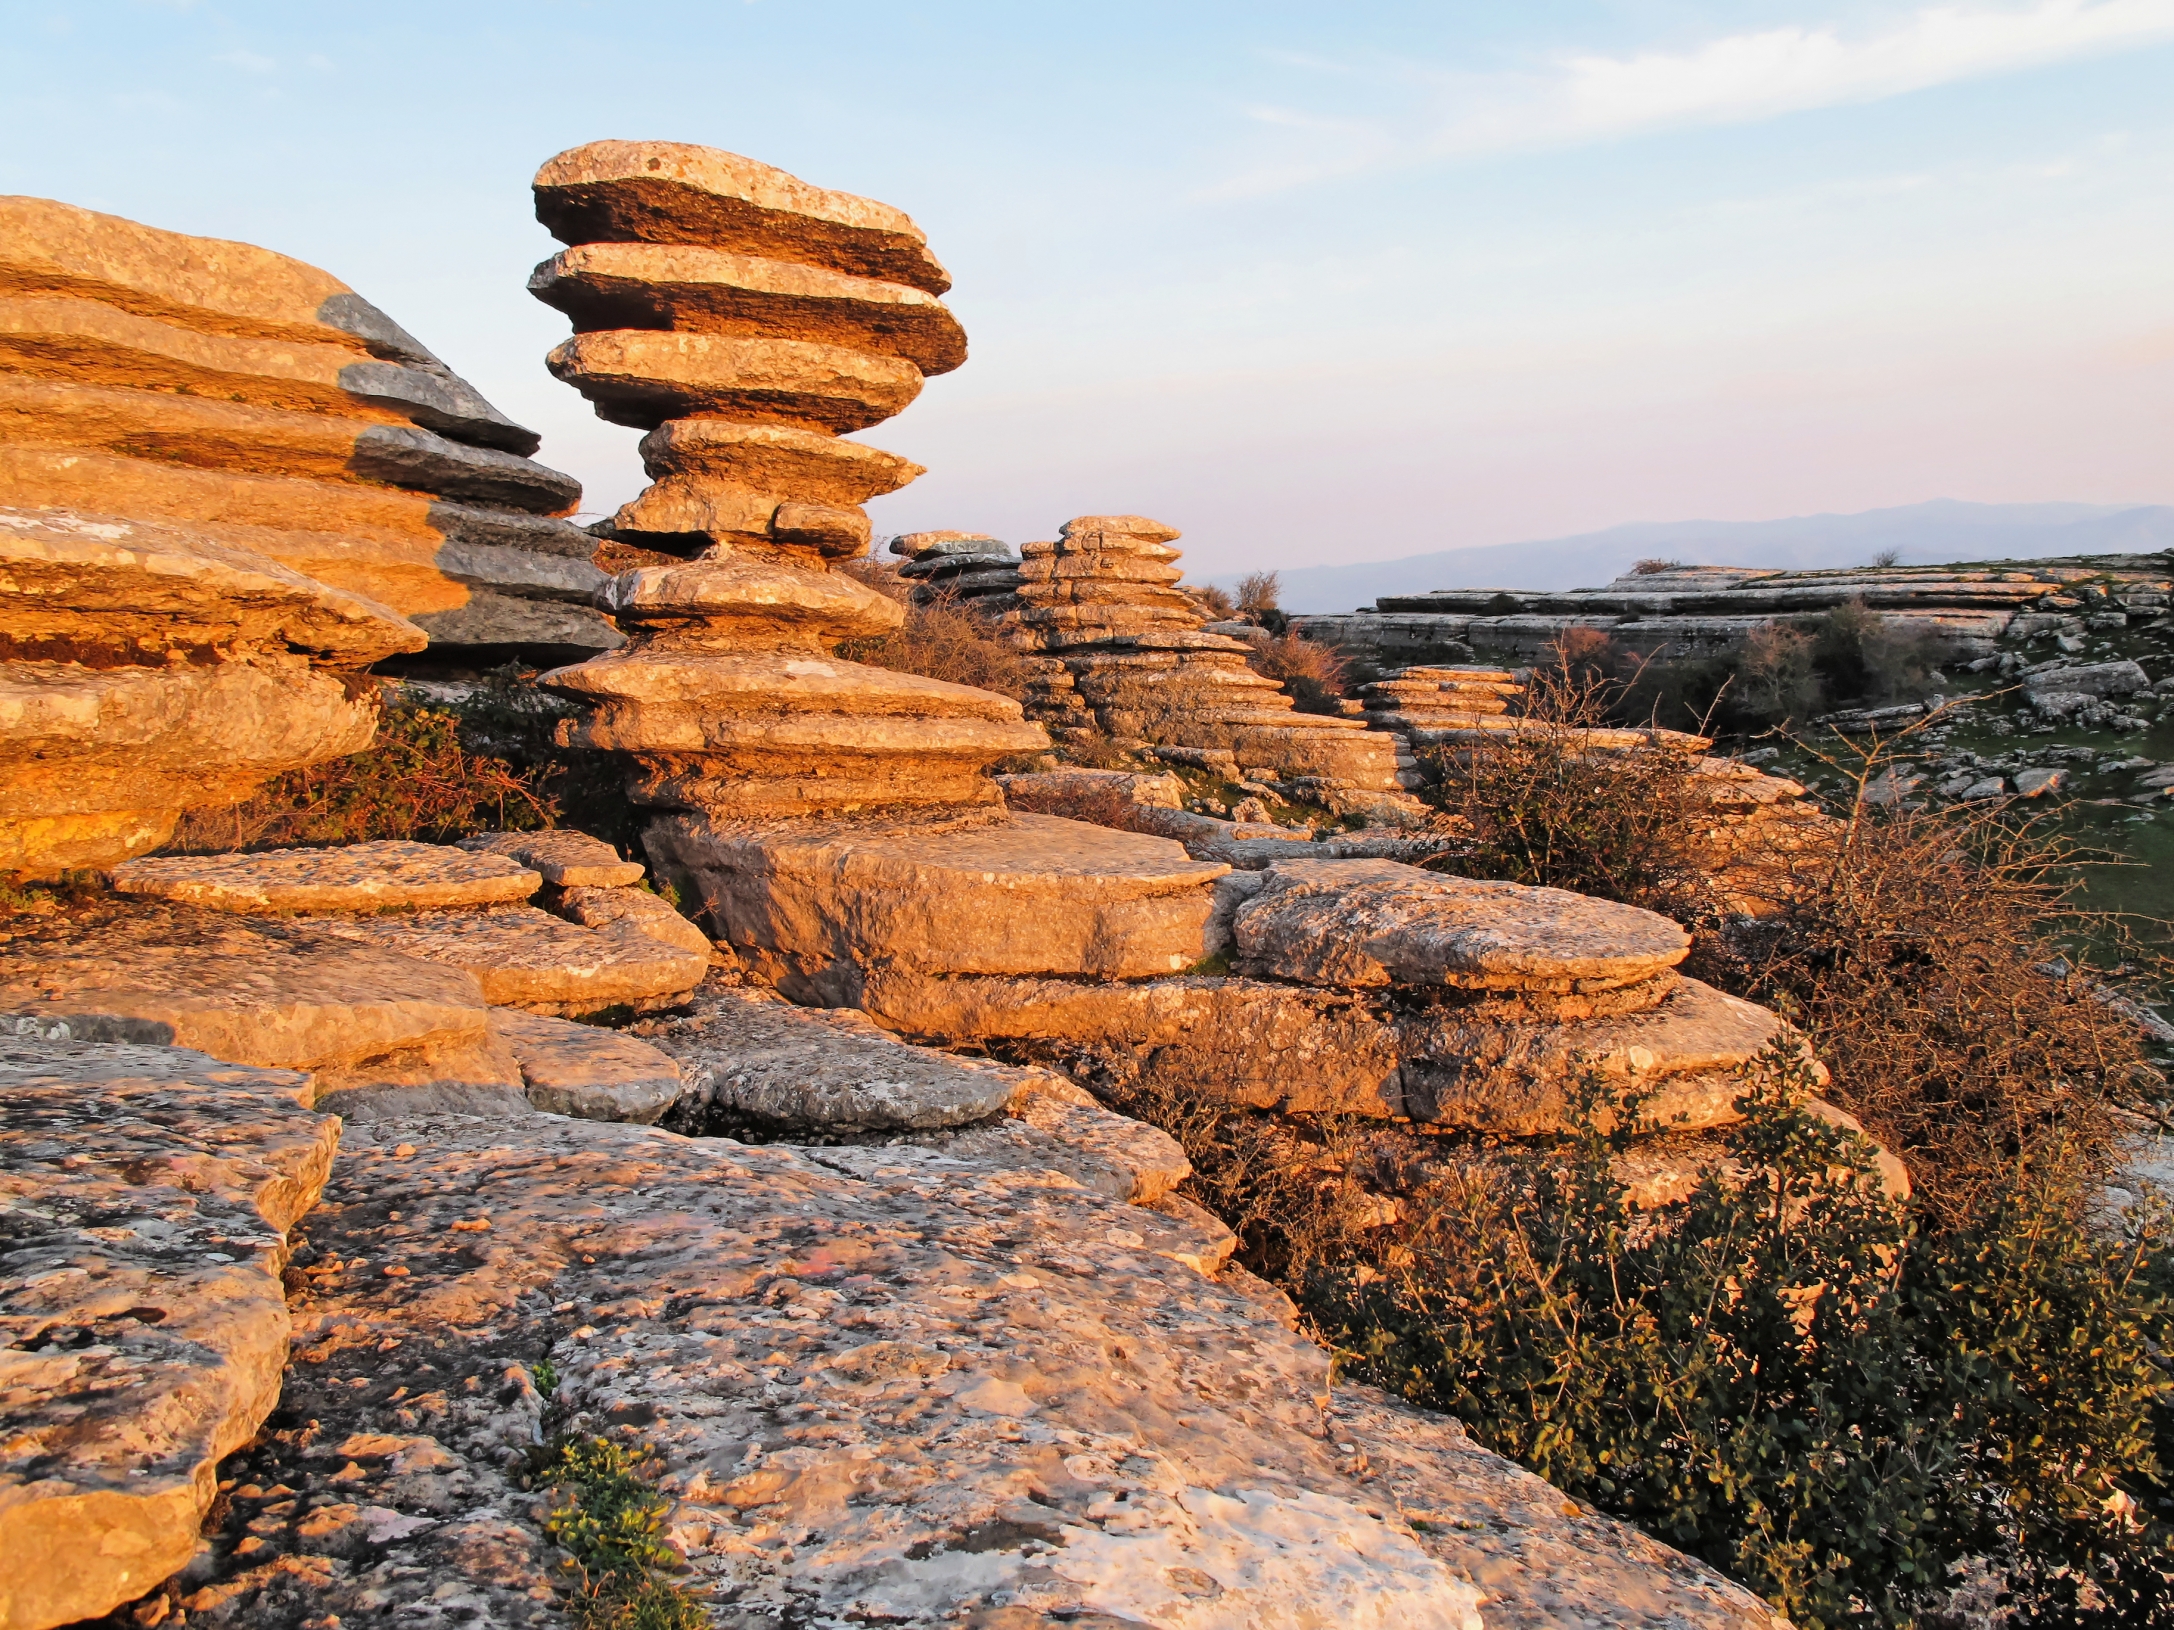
<box><xmin>645</xmin><ymin>809</ymin><xmax>1229</xmax><ymax>998</ymax></box>
<box><xmin>954</xmin><ymin>515</ymin><xmax>1411</xmax><ymax>814</ymax></box>
<box><xmin>112</xmin><ymin>840</ymin><xmax>542</xmax><ymax>915</ymax></box>
<box><xmin>455</xmin><ymin>828</ymin><xmax>645</xmax><ymax>888</ymax></box>
<box><xmin>545</xmin><ymin>647</ymin><xmax>1047</xmax><ymax>817</ymax></box>
<box><xmin>547</xmin><ymin>882</ymin><xmax>715</xmax><ymax>959</ymax></box>
<box><xmin>317</xmin><ymin>905</ymin><xmax>707</xmax><ymax>1016</ymax></box>
<box><xmin>0</xmin><ymin>505</ymin><xmax>422</xmax><ymax>665</ymax></box>
<box><xmin>532</xmin><ymin>140</ymin><xmax>953</xmax><ymax>294</ymax></box>
<box><xmin>545</xmin><ymin>329</ymin><xmax>923</xmax><ymax>433</ymax></box>
<box><xmin>488</xmin><ymin>1007</ymin><xmax>686</xmax><ymax>1124</ymax></box>
<box><xmin>0</xmin><ymin>504</ymin><xmax>418</xmax><ymax>875</ymax></box>
<box><xmin>0</xmin><ymin>194</ymin><xmax>613</xmax><ymax>665</ymax></box>
<box><xmin>0</xmin><ymin>1035</ymin><xmax>338</xmax><ymax>1630</ymax></box>
<box><xmin>0</xmin><ymin>903</ymin><xmax>488</xmax><ymax>1072</ymax></box>
<box><xmin>1297</xmin><ymin>557</ymin><xmax>2163</xmax><ymax>669</ymax></box>
<box><xmin>531</xmin><ymin>243</ymin><xmax>966</xmax><ymax>373</ymax></box>
<box><xmin>1236</xmin><ymin>859</ymin><xmax>1691</xmax><ymax>993</ymax></box>
<box><xmin>638</xmin><ymin>982</ymin><xmax>1019</xmax><ymax>1134</ymax></box>
<box><xmin>638</xmin><ymin>417</ymin><xmax>922</xmax><ymax>507</ymax></box>
<box><xmin>592</xmin><ymin>552</ymin><xmax>904</xmax><ymax>643</ymax></box>
<box><xmin>0</xmin><ymin>656</ymin><xmax>381</xmax><ymax>876</ymax></box>
<box><xmin>167</xmin><ymin>1103</ymin><xmax>1776</xmax><ymax>1628</ymax></box>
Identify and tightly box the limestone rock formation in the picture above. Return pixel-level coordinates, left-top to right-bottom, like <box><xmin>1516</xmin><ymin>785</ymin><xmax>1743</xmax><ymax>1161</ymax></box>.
<box><xmin>0</xmin><ymin>1037</ymin><xmax>338</xmax><ymax>1630</ymax></box>
<box><xmin>160</xmin><ymin>1102</ymin><xmax>1780</xmax><ymax>1629</ymax></box>
<box><xmin>0</xmin><ymin>196</ymin><xmax>618</xmax><ymax>663</ymax></box>
<box><xmin>0</xmin><ymin>507</ymin><xmax>418</xmax><ymax>875</ymax></box>
<box><xmin>1299</xmin><ymin>555</ymin><xmax>2174</xmax><ymax>669</ymax></box>
<box><xmin>894</xmin><ymin>515</ymin><xmax>1411</xmax><ymax>816</ymax></box>
<box><xmin>530</xmin><ymin>140</ymin><xmax>1045</xmax><ymax>819</ymax></box>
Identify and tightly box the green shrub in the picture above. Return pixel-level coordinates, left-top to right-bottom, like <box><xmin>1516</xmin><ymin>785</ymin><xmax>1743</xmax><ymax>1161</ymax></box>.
<box><xmin>532</xmin><ymin>1436</ymin><xmax>706</xmax><ymax>1630</ymax></box>
<box><xmin>1311</xmin><ymin>1050</ymin><xmax>2174</xmax><ymax>1629</ymax></box>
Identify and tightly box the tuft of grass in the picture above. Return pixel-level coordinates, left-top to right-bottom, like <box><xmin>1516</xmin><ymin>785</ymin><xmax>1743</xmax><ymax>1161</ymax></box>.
<box><xmin>530</xmin><ymin>1436</ymin><xmax>706</xmax><ymax>1630</ymax></box>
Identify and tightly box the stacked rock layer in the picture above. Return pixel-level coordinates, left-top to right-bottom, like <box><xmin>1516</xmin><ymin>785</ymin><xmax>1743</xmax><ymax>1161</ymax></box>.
<box><xmin>1299</xmin><ymin>557</ymin><xmax>2174</xmax><ymax>670</ymax></box>
<box><xmin>0</xmin><ymin>196</ymin><xmax>618</xmax><ymax>663</ymax></box>
<box><xmin>530</xmin><ymin>142</ymin><xmax>1046</xmax><ymax>817</ymax></box>
<box><xmin>898</xmin><ymin>514</ymin><xmax>1406</xmax><ymax>811</ymax></box>
<box><xmin>0</xmin><ymin>506</ymin><xmax>420</xmax><ymax>874</ymax></box>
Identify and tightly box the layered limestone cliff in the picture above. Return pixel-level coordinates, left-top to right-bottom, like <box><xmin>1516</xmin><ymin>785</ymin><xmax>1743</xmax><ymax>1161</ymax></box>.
<box><xmin>0</xmin><ymin>507</ymin><xmax>421</xmax><ymax>873</ymax></box>
<box><xmin>0</xmin><ymin>197</ymin><xmax>619</xmax><ymax>665</ymax></box>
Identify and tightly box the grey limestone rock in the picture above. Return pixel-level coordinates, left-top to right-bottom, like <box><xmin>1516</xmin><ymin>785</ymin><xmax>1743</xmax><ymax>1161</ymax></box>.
<box><xmin>0</xmin><ymin>1036</ymin><xmax>339</xmax><ymax>1630</ymax></box>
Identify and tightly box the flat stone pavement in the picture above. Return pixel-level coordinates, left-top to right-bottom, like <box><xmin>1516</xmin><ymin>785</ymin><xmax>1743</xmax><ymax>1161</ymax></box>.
<box><xmin>148</xmin><ymin>1109</ymin><xmax>1780</xmax><ymax>1630</ymax></box>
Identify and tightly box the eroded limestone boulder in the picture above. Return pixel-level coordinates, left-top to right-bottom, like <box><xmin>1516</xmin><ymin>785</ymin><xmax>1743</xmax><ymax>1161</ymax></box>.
<box><xmin>645</xmin><ymin>809</ymin><xmax>1228</xmax><ymax>999</ymax></box>
<box><xmin>487</xmin><ymin>1007</ymin><xmax>686</xmax><ymax>1124</ymax></box>
<box><xmin>316</xmin><ymin>905</ymin><xmax>706</xmax><ymax>1016</ymax></box>
<box><xmin>0</xmin><ymin>1037</ymin><xmax>338</xmax><ymax>1630</ymax></box>
<box><xmin>1236</xmin><ymin>858</ymin><xmax>1690</xmax><ymax>993</ymax></box>
<box><xmin>0</xmin><ymin>196</ymin><xmax>617</xmax><ymax>662</ymax></box>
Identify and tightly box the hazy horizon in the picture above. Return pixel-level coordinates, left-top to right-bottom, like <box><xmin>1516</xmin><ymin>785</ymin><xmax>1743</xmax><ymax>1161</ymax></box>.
<box><xmin>8</xmin><ymin>2</ymin><xmax>2171</xmax><ymax>578</ymax></box>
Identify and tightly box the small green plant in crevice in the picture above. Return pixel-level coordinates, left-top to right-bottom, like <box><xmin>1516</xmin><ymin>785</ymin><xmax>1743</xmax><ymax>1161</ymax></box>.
<box><xmin>528</xmin><ymin>1435</ymin><xmax>706</xmax><ymax>1630</ymax></box>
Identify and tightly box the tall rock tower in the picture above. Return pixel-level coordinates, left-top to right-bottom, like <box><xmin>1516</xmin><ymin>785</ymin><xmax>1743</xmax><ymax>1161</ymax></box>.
<box><xmin>529</xmin><ymin>141</ymin><xmax>1046</xmax><ymax>816</ymax></box>
<box><xmin>530</xmin><ymin>143</ymin><xmax>1229</xmax><ymax>1001</ymax></box>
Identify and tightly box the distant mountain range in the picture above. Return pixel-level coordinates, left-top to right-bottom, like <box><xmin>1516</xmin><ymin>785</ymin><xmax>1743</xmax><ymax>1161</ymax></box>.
<box><xmin>1216</xmin><ymin>500</ymin><xmax>2174</xmax><ymax>614</ymax></box>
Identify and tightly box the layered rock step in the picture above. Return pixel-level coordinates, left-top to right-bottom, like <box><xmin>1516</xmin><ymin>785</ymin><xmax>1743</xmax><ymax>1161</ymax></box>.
<box><xmin>0</xmin><ymin>196</ymin><xmax>617</xmax><ymax>662</ymax></box>
<box><xmin>529</xmin><ymin>139</ymin><xmax>959</xmax><ymax>559</ymax></box>
<box><xmin>318</xmin><ymin>905</ymin><xmax>705</xmax><ymax>1017</ymax></box>
<box><xmin>0</xmin><ymin>1035</ymin><xmax>339</xmax><ymax>1630</ymax></box>
<box><xmin>645</xmin><ymin>807</ymin><xmax>1230</xmax><ymax>1002</ymax></box>
<box><xmin>542</xmin><ymin>552</ymin><xmax>1047</xmax><ymax>816</ymax></box>
<box><xmin>0</xmin><ymin>507</ymin><xmax>418</xmax><ymax>874</ymax></box>
<box><xmin>1297</xmin><ymin>556</ymin><xmax>2174</xmax><ymax>669</ymax></box>
<box><xmin>112</xmin><ymin>839</ymin><xmax>541</xmax><ymax>914</ymax></box>
<box><xmin>486</xmin><ymin>1007</ymin><xmax>686</xmax><ymax>1123</ymax></box>
<box><xmin>889</xmin><ymin>529</ymin><xmax>1021</xmax><ymax>607</ymax></box>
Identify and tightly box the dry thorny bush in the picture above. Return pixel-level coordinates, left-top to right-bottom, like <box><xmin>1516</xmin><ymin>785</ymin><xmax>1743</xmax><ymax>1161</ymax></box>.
<box><xmin>836</xmin><ymin>562</ymin><xmax>1031</xmax><ymax>700</ymax></box>
<box><xmin>1417</xmin><ymin>656</ymin><xmax>2167</xmax><ymax>1226</ymax></box>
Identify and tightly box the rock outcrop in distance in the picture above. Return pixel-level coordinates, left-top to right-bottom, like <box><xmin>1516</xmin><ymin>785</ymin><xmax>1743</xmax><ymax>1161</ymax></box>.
<box><xmin>0</xmin><ymin>195</ymin><xmax>618</xmax><ymax>665</ymax></box>
<box><xmin>1297</xmin><ymin>555</ymin><xmax>2174</xmax><ymax>669</ymax></box>
<box><xmin>891</xmin><ymin>520</ymin><xmax>1417</xmax><ymax>820</ymax></box>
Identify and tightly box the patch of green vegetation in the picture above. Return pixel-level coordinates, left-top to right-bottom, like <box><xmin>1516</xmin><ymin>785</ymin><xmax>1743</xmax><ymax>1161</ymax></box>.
<box><xmin>528</xmin><ymin>1435</ymin><xmax>706</xmax><ymax>1630</ymax></box>
<box><xmin>1312</xmin><ymin>1052</ymin><xmax>2174</xmax><ymax>1630</ymax></box>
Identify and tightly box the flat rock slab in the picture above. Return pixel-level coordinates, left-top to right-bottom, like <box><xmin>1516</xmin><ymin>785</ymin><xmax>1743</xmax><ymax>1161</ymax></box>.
<box><xmin>170</xmin><ymin>1107</ymin><xmax>1774</xmax><ymax>1629</ymax></box>
<box><xmin>646</xmin><ymin>809</ymin><xmax>1228</xmax><ymax>997</ymax></box>
<box><xmin>1332</xmin><ymin>1385</ymin><xmax>1787</xmax><ymax>1630</ymax></box>
<box><xmin>318</xmin><ymin>906</ymin><xmax>706</xmax><ymax>1016</ymax></box>
<box><xmin>456</xmin><ymin>828</ymin><xmax>645</xmax><ymax>888</ymax></box>
<box><xmin>633</xmin><ymin>982</ymin><xmax>1017</xmax><ymax>1133</ymax></box>
<box><xmin>1398</xmin><ymin>978</ymin><xmax>1797</xmax><ymax>1135</ymax></box>
<box><xmin>112</xmin><ymin>841</ymin><xmax>541</xmax><ymax>914</ymax></box>
<box><xmin>0</xmin><ymin>1036</ymin><xmax>339</xmax><ymax>1630</ymax></box>
<box><xmin>548</xmin><ymin>882</ymin><xmax>714</xmax><ymax>959</ymax></box>
<box><xmin>1236</xmin><ymin>858</ymin><xmax>1689</xmax><ymax>993</ymax></box>
<box><xmin>488</xmin><ymin>1008</ymin><xmax>686</xmax><ymax>1124</ymax></box>
<box><xmin>0</xmin><ymin>903</ymin><xmax>488</xmax><ymax>1073</ymax></box>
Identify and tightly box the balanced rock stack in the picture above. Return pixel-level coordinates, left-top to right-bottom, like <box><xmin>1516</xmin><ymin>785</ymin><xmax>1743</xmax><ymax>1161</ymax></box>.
<box><xmin>888</xmin><ymin>529</ymin><xmax>1020</xmax><ymax>608</ymax></box>
<box><xmin>527</xmin><ymin>140</ymin><xmax>962</xmax><ymax>560</ymax></box>
<box><xmin>0</xmin><ymin>196</ymin><xmax>618</xmax><ymax>664</ymax></box>
<box><xmin>530</xmin><ymin>142</ymin><xmax>1047</xmax><ymax>817</ymax></box>
<box><xmin>0</xmin><ymin>507</ymin><xmax>420</xmax><ymax>874</ymax></box>
<box><xmin>993</xmin><ymin>514</ymin><xmax>1409</xmax><ymax>814</ymax></box>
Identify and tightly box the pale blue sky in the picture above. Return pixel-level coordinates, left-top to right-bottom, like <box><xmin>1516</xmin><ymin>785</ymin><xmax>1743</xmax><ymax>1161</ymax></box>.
<box><xmin>5</xmin><ymin>1</ymin><xmax>2171</xmax><ymax>576</ymax></box>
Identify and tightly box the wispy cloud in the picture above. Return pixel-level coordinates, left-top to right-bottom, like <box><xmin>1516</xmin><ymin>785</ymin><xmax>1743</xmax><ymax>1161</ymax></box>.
<box><xmin>1210</xmin><ymin>1</ymin><xmax>2174</xmax><ymax>197</ymax></box>
<box><xmin>214</xmin><ymin>48</ymin><xmax>276</xmax><ymax>73</ymax></box>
